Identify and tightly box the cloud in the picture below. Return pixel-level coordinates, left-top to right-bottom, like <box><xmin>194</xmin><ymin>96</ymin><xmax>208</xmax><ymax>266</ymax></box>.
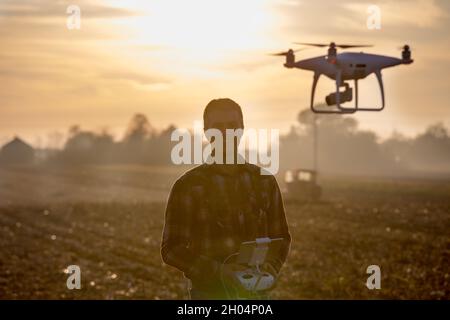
<box><xmin>100</xmin><ymin>71</ymin><xmax>170</xmax><ymax>86</ymax></box>
<box><xmin>0</xmin><ymin>0</ymin><xmax>136</xmax><ymax>19</ymax></box>
<box><xmin>343</xmin><ymin>0</ymin><xmax>448</xmax><ymax>29</ymax></box>
<box><xmin>0</xmin><ymin>0</ymin><xmax>449</xmax><ymax>141</ymax></box>
<box><xmin>277</xmin><ymin>0</ymin><xmax>302</xmax><ymax>7</ymax></box>
<box><xmin>273</xmin><ymin>0</ymin><xmax>449</xmax><ymax>40</ymax></box>
<box><xmin>0</xmin><ymin>1</ymin><xmax>136</xmax><ymax>43</ymax></box>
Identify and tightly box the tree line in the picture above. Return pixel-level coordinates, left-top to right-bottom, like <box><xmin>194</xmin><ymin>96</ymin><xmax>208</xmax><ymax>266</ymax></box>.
<box><xmin>46</xmin><ymin>111</ymin><xmax>450</xmax><ymax>177</ymax></box>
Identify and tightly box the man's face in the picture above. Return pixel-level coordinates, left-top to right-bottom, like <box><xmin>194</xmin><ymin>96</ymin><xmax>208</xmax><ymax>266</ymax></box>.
<box><xmin>204</xmin><ymin>108</ymin><xmax>243</xmax><ymax>133</ymax></box>
<box><xmin>204</xmin><ymin>108</ymin><xmax>243</xmax><ymax>162</ymax></box>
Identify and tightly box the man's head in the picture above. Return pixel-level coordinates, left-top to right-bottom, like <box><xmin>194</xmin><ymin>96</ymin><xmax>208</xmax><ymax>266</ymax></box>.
<box><xmin>203</xmin><ymin>98</ymin><xmax>244</xmax><ymax>132</ymax></box>
<box><xmin>203</xmin><ymin>98</ymin><xmax>244</xmax><ymax>164</ymax></box>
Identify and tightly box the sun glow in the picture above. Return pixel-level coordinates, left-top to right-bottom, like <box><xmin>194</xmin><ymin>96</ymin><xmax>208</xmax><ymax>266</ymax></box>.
<box><xmin>107</xmin><ymin>0</ymin><xmax>275</xmax><ymax>67</ymax></box>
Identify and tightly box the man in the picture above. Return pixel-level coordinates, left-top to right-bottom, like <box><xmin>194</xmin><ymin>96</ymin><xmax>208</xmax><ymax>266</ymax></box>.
<box><xmin>161</xmin><ymin>98</ymin><xmax>291</xmax><ymax>299</ymax></box>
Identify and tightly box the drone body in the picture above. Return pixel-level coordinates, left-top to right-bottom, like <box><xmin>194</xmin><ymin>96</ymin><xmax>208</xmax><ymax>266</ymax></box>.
<box><xmin>273</xmin><ymin>42</ymin><xmax>413</xmax><ymax>113</ymax></box>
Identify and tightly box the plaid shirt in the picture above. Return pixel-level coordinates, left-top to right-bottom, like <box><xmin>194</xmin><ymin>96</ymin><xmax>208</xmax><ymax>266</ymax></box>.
<box><xmin>161</xmin><ymin>163</ymin><xmax>291</xmax><ymax>287</ymax></box>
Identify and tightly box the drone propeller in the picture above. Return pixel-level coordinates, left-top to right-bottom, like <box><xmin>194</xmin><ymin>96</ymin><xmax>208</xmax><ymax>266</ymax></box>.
<box><xmin>269</xmin><ymin>48</ymin><xmax>306</xmax><ymax>56</ymax></box>
<box><xmin>335</xmin><ymin>44</ymin><xmax>373</xmax><ymax>49</ymax></box>
<box><xmin>294</xmin><ymin>42</ymin><xmax>373</xmax><ymax>49</ymax></box>
<box><xmin>293</xmin><ymin>42</ymin><xmax>328</xmax><ymax>48</ymax></box>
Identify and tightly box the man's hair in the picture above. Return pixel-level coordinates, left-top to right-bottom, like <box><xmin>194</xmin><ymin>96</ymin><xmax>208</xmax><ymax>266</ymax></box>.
<box><xmin>203</xmin><ymin>98</ymin><xmax>244</xmax><ymax>127</ymax></box>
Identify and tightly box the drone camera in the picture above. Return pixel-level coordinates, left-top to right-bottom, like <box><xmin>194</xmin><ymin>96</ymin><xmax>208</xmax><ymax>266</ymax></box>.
<box><xmin>326</xmin><ymin>86</ymin><xmax>353</xmax><ymax>106</ymax></box>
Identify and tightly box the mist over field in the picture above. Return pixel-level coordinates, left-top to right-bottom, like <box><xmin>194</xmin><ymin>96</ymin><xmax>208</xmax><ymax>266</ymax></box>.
<box><xmin>0</xmin><ymin>163</ymin><xmax>449</xmax><ymax>299</ymax></box>
<box><xmin>2</xmin><ymin>108</ymin><xmax>449</xmax><ymax>178</ymax></box>
<box><xmin>1</xmin><ymin>105</ymin><xmax>450</xmax><ymax>300</ymax></box>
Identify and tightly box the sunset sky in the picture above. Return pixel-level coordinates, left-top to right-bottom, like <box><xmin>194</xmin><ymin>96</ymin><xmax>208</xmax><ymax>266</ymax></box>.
<box><xmin>0</xmin><ymin>0</ymin><xmax>449</xmax><ymax>147</ymax></box>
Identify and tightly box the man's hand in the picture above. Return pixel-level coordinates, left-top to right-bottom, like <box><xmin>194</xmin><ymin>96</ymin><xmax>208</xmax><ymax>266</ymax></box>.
<box><xmin>261</xmin><ymin>262</ymin><xmax>277</xmax><ymax>277</ymax></box>
<box><xmin>221</xmin><ymin>263</ymin><xmax>245</xmax><ymax>288</ymax></box>
<box><xmin>259</xmin><ymin>262</ymin><xmax>278</xmax><ymax>290</ymax></box>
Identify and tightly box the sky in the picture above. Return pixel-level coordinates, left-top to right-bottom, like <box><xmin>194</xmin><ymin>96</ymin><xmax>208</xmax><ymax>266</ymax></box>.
<box><xmin>0</xmin><ymin>0</ymin><xmax>449</xmax><ymax>147</ymax></box>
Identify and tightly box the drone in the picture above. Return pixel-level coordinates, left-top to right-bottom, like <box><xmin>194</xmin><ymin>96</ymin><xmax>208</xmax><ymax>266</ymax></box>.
<box><xmin>271</xmin><ymin>42</ymin><xmax>413</xmax><ymax>114</ymax></box>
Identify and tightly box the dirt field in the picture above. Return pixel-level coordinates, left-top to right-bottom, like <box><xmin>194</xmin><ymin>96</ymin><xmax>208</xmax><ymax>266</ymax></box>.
<box><xmin>0</xmin><ymin>165</ymin><xmax>449</xmax><ymax>299</ymax></box>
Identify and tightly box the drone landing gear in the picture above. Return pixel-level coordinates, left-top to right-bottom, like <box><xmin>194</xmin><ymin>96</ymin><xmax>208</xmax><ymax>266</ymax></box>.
<box><xmin>310</xmin><ymin>70</ymin><xmax>386</xmax><ymax>114</ymax></box>
<box><xmin>336</xmin><ymin>70</ymin><xmax>385</xmax><ymax>113</ymax></box>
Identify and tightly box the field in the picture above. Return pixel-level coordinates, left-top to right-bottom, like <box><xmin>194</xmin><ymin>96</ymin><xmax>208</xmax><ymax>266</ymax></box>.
<box><xmin>0</xmin><ymin>164</ymin><xmax>449</xmax><ymax>299</ymax></box>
